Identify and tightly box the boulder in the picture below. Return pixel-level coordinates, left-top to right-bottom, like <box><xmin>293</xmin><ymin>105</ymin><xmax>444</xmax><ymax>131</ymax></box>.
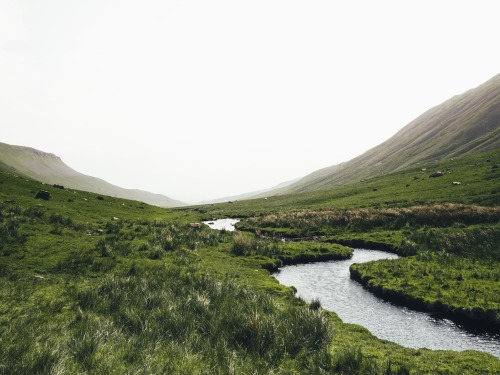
<box><xmin>429</xmin><ymin>171</ymin><xmax>444</xmax><ymax>178</ymax></box>
<box><xmin>35</xmin><ymin>190</ymin><xmax>51</xmax><ymax>200</ymax></box>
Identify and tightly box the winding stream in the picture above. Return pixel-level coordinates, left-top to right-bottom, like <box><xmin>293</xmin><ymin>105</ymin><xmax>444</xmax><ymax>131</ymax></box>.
<box><xmin>275</xmin><ymin>249</ymin><xmax>500</xmax><ymax>358</ymax></box>
<box><xmin>204</xmin><ymin>219</ymin><xmax>500</xmax><ymax>358</ymax></box>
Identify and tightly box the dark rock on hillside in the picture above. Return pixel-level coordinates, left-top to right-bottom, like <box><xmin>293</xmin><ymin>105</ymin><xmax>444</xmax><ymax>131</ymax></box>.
<box><xmin>35</xmin><ymin>191</ymin><xmax>51</xmax><ymax>200</ymax></box>
<box><xmin>429</xmin><ymin>171</ymin><xmax>444</xmax><ymax>178</ymax></box>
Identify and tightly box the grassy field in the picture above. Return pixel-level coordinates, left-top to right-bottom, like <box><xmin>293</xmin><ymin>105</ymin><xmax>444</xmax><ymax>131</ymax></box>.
<box><xmin>230</xmin><ymin>198</ymin><xmax>500</xmax><ymax>327</ymax></box>
<box><xmin>185</xmin><ymin>149</ymin><xmax>499</xmax><ymax>217</ymax></box>
<box><xmin>1</xmin><ymin>150</ymin><xmax>500</xmax><ymax>373</ymax></box>
<box><xmin>350</xmin><ymin>227</ymin><xmax>500</xmax><ymax>327</ymax></box>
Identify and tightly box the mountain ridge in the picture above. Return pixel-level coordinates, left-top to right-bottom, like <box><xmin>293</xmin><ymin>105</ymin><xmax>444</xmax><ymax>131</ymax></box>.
<box><xmin>269</xmin><ymin>73</ymin><xmax>500</xmax><ymax>195</ymax></box>
<box><xmin>0</xmin><ymin>142</ymin><xmax>185</xmax><ymax>207</ymax></box>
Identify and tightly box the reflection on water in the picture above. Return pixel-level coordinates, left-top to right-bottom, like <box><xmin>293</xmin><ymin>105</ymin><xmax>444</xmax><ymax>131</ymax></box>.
<box><xmin>203</xmin><ymin>218</ymin><xmax>240</xmax><ymax>231</ymax></box>
<box><xmin>274</xmin><ymin>249</ymin><xmax>500</xmax><ymax>358</ymax></box>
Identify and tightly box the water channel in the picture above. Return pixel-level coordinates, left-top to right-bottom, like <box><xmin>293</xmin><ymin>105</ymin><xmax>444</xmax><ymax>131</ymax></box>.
<box><xmin>275</xmin><ymin>249</ymin><xmax>500</xmax><ymax>358</ymax></box>
<box><xmin>203</xmin><ymin>218</ymin><xmax>240</xmax><ymax>231</ymax></box>
<box><xmin>204</xmin><ymin>219</ymin><xmax>500</xmax><ymax>358</ymax></box>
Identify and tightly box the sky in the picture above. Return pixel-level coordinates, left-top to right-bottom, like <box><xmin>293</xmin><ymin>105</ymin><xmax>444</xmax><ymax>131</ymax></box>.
<box><xmin>1</xmin><ymin>1</ymin><xmax>499</xmax><ymax>203</ymax></box>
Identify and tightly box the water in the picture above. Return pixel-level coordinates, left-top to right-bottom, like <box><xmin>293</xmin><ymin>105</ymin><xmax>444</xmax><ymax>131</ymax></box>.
<box><xmin>274</xmin><ymin>249</ymin><xmax>500</xmax><ymax>358</ymax></box>
<box><xmin>203</xmin><ymin>218</ymin><xmax>240</xmax><ymax>231</ymax></box>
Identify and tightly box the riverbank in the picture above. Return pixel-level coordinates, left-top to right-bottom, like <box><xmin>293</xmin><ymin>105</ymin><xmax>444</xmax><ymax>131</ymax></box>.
<box><xmin>350</xmin><ymin>254</ymin><xmax>500</xmax><ymax>330</ymax></box>
<box><xmin>2</xmin><ymin>171</ymin><xmax>500</xmax><ymax>373</ymax></box>
<box><xmin>276</xmin><ymin>249</ymin><xmax>500</xmax><ymax>358</ymax></box>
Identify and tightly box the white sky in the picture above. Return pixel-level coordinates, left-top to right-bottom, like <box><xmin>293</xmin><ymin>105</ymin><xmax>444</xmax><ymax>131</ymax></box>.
<box><xmin>1</xmin><ymin>0</ymin><xmax>499</xmax><ymax>203</ymax></box>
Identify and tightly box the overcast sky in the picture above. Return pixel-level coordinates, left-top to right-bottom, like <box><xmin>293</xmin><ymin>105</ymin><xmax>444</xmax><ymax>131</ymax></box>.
<box><xmin>1</xmin><ymin>1</ymin><xmax>499</xmax><ymax>203</ymax></box>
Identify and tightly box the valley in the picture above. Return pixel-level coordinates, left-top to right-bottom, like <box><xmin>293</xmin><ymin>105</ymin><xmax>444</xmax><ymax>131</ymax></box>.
<box><xmin>1</xmin><ymin>74</ymin><xmax>499</xmax><ymax>373</ymax></box>
<box><xmin>1</xmin><ymin>146</ymin><xmax>499</xmax><ymax>373</ymax></box>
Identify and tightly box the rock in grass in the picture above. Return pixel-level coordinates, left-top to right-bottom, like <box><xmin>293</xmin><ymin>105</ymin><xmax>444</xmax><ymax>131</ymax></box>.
<box><xmin>35</xmin><ymin>190</ymin><xmax>51</xmax><ymax>200</ymax></box>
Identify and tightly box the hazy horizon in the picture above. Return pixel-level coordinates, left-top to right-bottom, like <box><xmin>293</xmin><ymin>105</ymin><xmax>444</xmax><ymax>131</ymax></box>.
<box><xmin>1</xmin><ymin>1</ymin><xmax>499</xmax><ymax>202</ymax></box>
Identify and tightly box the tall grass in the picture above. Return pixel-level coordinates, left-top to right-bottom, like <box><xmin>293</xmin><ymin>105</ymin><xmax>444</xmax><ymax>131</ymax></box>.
<box><xmin>2</xmin><ymin>257</ymin><xmax>338</xmax><ymax>374</ymax></box>
<box><xmin>244</xmin><ymin>204</ymin><xmax>500</xmax><ymax>233</ymax></box>
<box><xmin>54</xmin><ymin>219</ymin><xmax>233</xmax><ymax>274</ymax></box>
<box><xmin>403</xmin><ymin>227</ymin><xmax>500</xmax><ymax>261</ymax></box>
<box><xmin>151</xmin><ymin>222</ymin><xmax>232</xmax><ymax>251</ymax></box>
<box><xmin>230</xmin><ymin>233</ymin><xmax>280</xmax><ymax>257</ymax></box>
<box><xmin>71</xmin><ymin>257</ymin><xmax>335</xmax><ymax>373</ymax></box>
<box><xmin>0</xmin><ymin>204</ymin><xmax>80</xmax><ymax>253</ymax></box>
<box><xmin>351</xmin><ymin>227</ymin><xmax>500</xmax><ymax>323</ymax></box>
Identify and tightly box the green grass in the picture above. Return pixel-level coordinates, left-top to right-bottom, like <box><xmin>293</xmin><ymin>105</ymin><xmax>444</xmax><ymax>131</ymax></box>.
<box><xmin>350</xmin><ymin>227</ymin><xmax>500</xmax><ymax>326</ymax></box>
<box><xmin>182</xmin><ymin>149</ymin><xmax>499</xmax><ymax>217</ymax></box>
<box><xmin>230</xmin><ymin>196</ymin><xmax>500</xmax><ymax>330</ymax></box>
<box><xmin>229</xmin><ymin>232</ymin><xmax>352</xmax><ymax>268</ymax></box>
<box><xmin>1</xmin><ymin>157</ymin><xmax>500</xmax><ymax>373</ymax></box>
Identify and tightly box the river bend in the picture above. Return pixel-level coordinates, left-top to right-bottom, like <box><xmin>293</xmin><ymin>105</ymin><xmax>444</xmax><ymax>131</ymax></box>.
<box><xmin>274</xmin><ymin>249</ymin><xmax>500</xmax><ymax>358</ymax></box>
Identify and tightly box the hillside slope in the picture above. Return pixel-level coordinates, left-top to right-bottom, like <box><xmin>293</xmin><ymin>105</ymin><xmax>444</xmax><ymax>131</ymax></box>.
<box><xmin>0</xmin><ymin>142</ymin><xmax>185</xmax><ymax>207</ymax></box>
<box><xmin>277</xmin><ymin>73</ymin><xmax>500</xmax><ymax>194</ymax></box>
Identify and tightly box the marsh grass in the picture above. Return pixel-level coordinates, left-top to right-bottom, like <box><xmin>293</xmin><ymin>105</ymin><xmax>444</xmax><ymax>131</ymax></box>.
<box><xmin>1</xmin><ymin>171</ymin><xmax>499</xmax><ymax>374</ymax></box>
<box><xmin>351</xmin><ymin>228</ymin><xmax>500</xmax><ymax>322</ymax></box>
<box><xmin>71</xmin><ymin>258</ymin><xmax>335</xmax><ymax>373</ymax></box>
<box><xmin>403</xmin><ymin>227</ymin><xmax>500</xmax><ymax>261</ymax></box>
<box><xmin>0</xmin><ymin>257</ymin><xmax>339</xmax><ymax>374</ymax></box>
<box><xmin>229</xmin><ymin>232</ymin><xmax>352</xmax><ymax>265</ymax></box>
<box><xmin>151</xmin><ymin>222</ymin><xmax>232</xmax><ymax>251</ymax></box>
<box><xmin>231</xmin><ymin>233</ymin><xmax>280</xmax><ymax>257</ymax></box>
<box><xmin>243</xmin><ymin>204</ymin><xmax>500</xmax><ymax>235</ymax></box>
<box><xmin>333</xmin><ymin>346</ymin><xmax>412</xmax><ymax>375</ymax></box>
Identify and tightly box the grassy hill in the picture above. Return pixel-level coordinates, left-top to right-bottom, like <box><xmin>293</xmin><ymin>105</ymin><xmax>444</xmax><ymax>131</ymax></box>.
<box><xmin>191</xmin><ymin>149</ymin><xmax>499</xmax><ymax>218</ymax></box>
<box><xmin>1</xmin><ymin>73</ymin><xmax>499</xmax><ymax>372</ymax></box>
<box><xmin>1</xmin><ymin>168</ymin><xmax>499</xmax><ymax>373</ymax></box>
<box><xmin>0</xmin><ymin>142</ymin><xmax>185</xmax><ymax>207</ymax></box>
<box><xmin>270</xmin><ymin>73</ymin><xmax>500</xmax><ymax>195</ymax></box>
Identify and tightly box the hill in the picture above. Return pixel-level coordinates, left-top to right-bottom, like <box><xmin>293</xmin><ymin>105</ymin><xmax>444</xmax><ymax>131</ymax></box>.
<box><xmin>1</xmin><ymin>160</ymin><xmax>499</xmax><ymax>373</ymax></box>
<box><xmin>271</xmin><ymin>73</ymin><xmax>500</xmax><ymax>195</ymax></box>
<box><xmin>199</xmin><ymin>177</ymin><xmax>300</xmax><ymax>204</ymax></box>
<box><xmin>0</xmin><ymin>142</ymin><xmax>185</xmax><ymax>207</ymax></box>
<box><xmin>191</xmin><ymin>149</ymin><xmax>499</xmax><ymax>218</ymax></box>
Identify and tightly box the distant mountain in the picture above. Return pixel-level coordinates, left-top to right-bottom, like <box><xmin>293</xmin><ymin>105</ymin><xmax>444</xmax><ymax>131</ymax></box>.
<box><xmin>198</xmin><ymin>178</ymin><xmax>301</xmax><ymax>204</ymax></box>
<box><xmin>0</xmin><ymin>142</ymin><xmax>185</xmax><ymax>207</ymax></box>
<box><xmin>271</xmin><ymin>73</ymin><xmax>500</xmax><ymax>195</ymax></box>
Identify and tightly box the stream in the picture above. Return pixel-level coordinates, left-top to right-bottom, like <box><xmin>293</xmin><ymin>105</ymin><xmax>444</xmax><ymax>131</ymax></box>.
<box><xmin>204</xmin><ymin>219</ymin><xmax>500</xmax><ymax>358</ymax></box>
<box><xmin>203</xmin><ymin>218</ymin><xmax>240</xmax><ymax>231</ymax></box>
<box><xmin>274</xmin><ymin>249</ymin><xmax>500</xmax><ymax>358</ymax></box>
